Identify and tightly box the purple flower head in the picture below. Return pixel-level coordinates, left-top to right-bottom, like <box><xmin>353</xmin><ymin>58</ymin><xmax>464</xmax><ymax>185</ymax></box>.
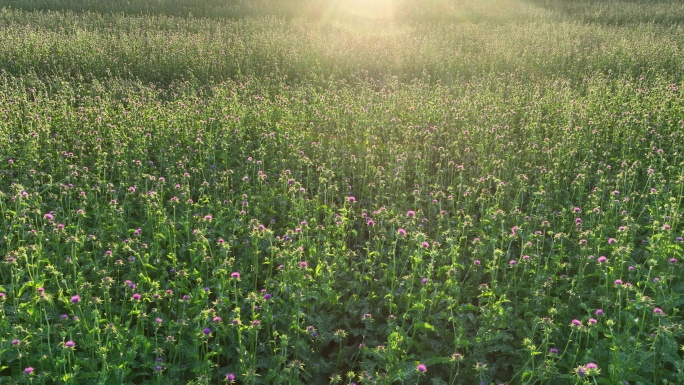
<box><xmin>65</xmin><ymin>340</ymin><xmax>75</xmax><ymax>348</ymax></box>
<box><xmin>132</xmin><ymin>293</ymin><xmax>141</xmax><ymax>301</ymax></box>
<box><xmin>348</xmin><ymin>196</ymin><xmax>355</xmax><ymax>203</ymax></box>
<box><xmin>549</xmin><ymin>347</ymin><xmax>558</xmax><ymax>354</ymax></box>
<box><xmin>509</xmin><ymin>260</ymin><xmax>517</xmax><ymax>266</ymax></box>
<box><xmin>70</xmin><ymin>294</ymin><xmax>80</xmax><ymax>303</ymax></box>
<box><xmin>417</xmin><ymin>363</ymin><xmax>427</xmax><ymax>372</ymax></box>
<box><xmin>226</xmin><ymin>373</ymin><xmax>236</xmax><ymax>382</ymax></box>
<box><xmin>571</xmin><ymin>319</ymin><xmax>582</xmax><ymax>327</ymax></box>
<box><xmin>44</xmin><ymin>213</ymin><xmax>54</xmax><ymax>220</ymax></box>
<box><xmin>231</xmin><ymin>272</ymin><xmax>240</xmax><ymax>279</ymax></box>
<box><xmin>11</xmin><ymin>339</ymin><xmax>20</xmax><ymax>346</ymax></box>
<box><xmin>595</xmin><ymin>309</ymin><xmax>604</xmax><ymax>316</ymax></box>
<box><xmin>473</xmin><ymin>259</ymin><xmax>481</xmax><ymax>265</ymax></box>
<box><xmin>202</xmin><ymin>328</ymin><xmax>211</xmax><ymax>335</ymax></box>
<box><xmin>300</xmin><ymin>261</ymin><xmax>308</xmax><ymax>268</ymax></box>
<box><xmin>263</xmin><ymin>293</ymin><xmax>272</xmax><ymax>300</ymax></box>
<box><xmin>24</xmin><ymin>367</ymin><xmax>34</xmax><ymax>375</ymax></box>
<box><xmin>598</xmin><ymin>256</ymin><xmax>607</xmax><ymax>263</ymax></box>
<box><xmin>576</xmin><ymin>366</ymin><xmax>587</xmax><ymax>377</ymax></box>
<box><xmin>614</xmin><ymin>279</ymin><xmax>623</xmax><ymax>285</ymax></box>
<box><xmin>407</xmin><ymin>210</ymin><xmax>415</xmax><ymax>217</ymax></box>
<box><xmin>421</xmin><ymin>241</ymin><xmax>430</xmax><ymax>248</ymax></box>
<box><xmin>397</xmin><ymin>228</ymin><xmax>407</xmax><ymax>237</ymax></box>
<box><xmin>608</xmin><ymin>238</ymin><xmax>616</xmax><ymax>245</ymax></box>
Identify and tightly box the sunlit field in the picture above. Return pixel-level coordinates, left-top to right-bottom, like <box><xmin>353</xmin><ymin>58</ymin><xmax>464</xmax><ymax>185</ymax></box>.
<box><xmin>0</xmin><ymin>0</ymin><xmax>683</xmax><ymax>384</ymax></box>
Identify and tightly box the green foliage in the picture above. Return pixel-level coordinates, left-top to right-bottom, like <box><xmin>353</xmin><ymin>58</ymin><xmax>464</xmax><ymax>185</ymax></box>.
<box><xmin>0</xmin><ymin>0</ymin><xmax>683</xmax><ymax>384</ymax></box>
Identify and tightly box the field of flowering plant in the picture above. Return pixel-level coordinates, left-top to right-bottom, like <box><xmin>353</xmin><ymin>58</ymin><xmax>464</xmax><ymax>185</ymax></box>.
<box><xmin>0</xmin><ymin>0</ymin><xmax>683</xmax><ymax>384</ymax></box>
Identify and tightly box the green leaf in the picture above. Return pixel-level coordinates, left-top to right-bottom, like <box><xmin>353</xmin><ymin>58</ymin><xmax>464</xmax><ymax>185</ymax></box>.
<box><xmin>415</xmin><ymin>322</ymin><xmax>435</xmax><ymax>332</ymax></box>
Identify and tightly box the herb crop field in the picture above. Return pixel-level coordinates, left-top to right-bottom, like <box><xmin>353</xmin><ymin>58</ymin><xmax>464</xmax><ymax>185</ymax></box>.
<box><xmin>0</xmin><ymin>0</ymin><xmax>683</xmax><ymax>384</ymax></box>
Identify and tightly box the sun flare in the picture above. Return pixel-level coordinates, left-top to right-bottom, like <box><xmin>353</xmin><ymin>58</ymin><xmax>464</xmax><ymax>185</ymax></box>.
<box><xmin>337</xmin><ymin>0</ymin><xmax>397</xmax><ymax>20</ymax></box>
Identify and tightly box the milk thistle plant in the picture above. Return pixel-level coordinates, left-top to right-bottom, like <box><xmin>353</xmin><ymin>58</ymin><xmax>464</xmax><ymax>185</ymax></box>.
<box><xmin>1</xmin><ymin>0</ymin><xmax>684</xmax><ymax>384</ymax></box>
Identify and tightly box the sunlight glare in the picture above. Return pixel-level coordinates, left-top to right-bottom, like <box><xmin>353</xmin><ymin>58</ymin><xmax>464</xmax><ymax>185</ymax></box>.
<box><xmin>338</xmin><ymin>0</ymin><xmax>397</xmax><ymax>20</ymax></box>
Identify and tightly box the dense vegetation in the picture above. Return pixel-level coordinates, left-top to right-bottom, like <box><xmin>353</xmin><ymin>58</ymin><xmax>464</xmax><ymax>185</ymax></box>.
<box><xmin>0</xmin><ymin>0</ymin><xmax>683</xmax><ymax>384</ymax></box>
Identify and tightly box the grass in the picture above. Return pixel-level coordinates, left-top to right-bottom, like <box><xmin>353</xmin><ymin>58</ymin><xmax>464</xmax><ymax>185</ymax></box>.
<box><xmin>0</xmin><ymin>0</ymin><xmax>683</xmax><ymax>384</ymax></box>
